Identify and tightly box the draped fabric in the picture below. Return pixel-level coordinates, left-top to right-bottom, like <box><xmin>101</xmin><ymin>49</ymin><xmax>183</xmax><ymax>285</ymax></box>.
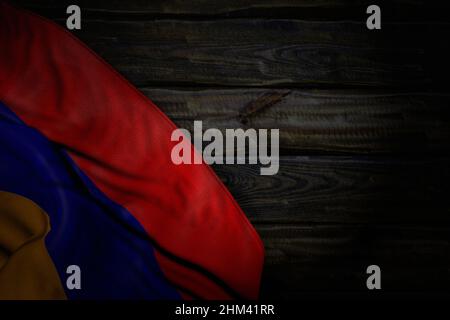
<box><xmin>0</xmin><ymin>2</ymin><xmax>264</xmax><ymax>299</ymax></box>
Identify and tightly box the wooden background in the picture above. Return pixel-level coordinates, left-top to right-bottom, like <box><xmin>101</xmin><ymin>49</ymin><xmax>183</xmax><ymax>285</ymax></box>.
<box><xmin>12</xmin><ymin>0</ymin><xmax>450</xmax><ymax>298</ymax></box>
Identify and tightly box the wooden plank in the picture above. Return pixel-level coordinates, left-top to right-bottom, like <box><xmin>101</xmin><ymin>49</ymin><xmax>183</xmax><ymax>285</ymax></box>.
<box><xmin>12</xmin><ymin>0</ymin><xmax>448</xmax><ymax>21</ymax></box>
<box><xmin>10</xmin><ymin>0</ymin><xmax>415</xmax><ymax>14</ymax></box>
<box><xmin>258</xmin><ymin>224</ymin><xmax>450</xmax><ymax>297</ymax></box>
<box><xmin>143</xmin><ymin>88</ymin><xmax>450</xmax><ymax>154</ymax></box>
<box><xmin>9</xmin><ymin>16</ymin><xmax>442</xmax><ymax>88</ymax></box>
<box><xmin>63</xmin><ymin>19</ymin><xmax>437</xmax><ymax>88</ymax></box>
<box><xmin>211</xmin><ymin>156</ymin><xmax>450</xmax><ymax>224</ymax></box>
<box><xmin>9</xmin><ymin>3</ymin><xmax>450</xmax><ymax>88</ymax></box>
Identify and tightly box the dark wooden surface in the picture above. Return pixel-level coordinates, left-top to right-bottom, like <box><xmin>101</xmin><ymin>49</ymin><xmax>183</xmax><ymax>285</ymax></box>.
<box><xmin>12</xmin><ymin>1</ymin><xmax>450</xmax><ymax>298</ymax></box>
<box><xmin>146</xmin><ymin>89</ymin><xmax>450</xmax><ymax>154</ymax></box>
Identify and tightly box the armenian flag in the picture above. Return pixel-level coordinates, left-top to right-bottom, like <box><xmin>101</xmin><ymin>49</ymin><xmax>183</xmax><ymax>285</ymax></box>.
<box><xmin>0</xmin><ymin>2</ymin><xmax>264</xmax><ymax>300</ymax></box>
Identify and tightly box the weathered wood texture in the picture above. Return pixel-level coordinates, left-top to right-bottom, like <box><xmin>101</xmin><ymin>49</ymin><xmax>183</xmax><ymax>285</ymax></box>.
<box><xmin>10</xmin><ymin>0</ymin><xmax>421</xmax><ymax>14</ymax></box>
<box><xmin>259</xmin><ymin>224</ymin><xmax>450</xmax><ymax>298</ymax></box>
<box><xmin>64</xmin><ymin>20</ymin><xmax>449</xmax><ymax>88</ymax></box>
<box><xmin>9</xmin><ymin>1</ymin><xmax>450</xmax><ymax>297</ymax></box>
<box><xmin>213</xmin><ymin>156</ymin><xmax>450</xmax><ymax>224</ymax></box>
<box><xmin>145</xmin><ymin>89</ymin><xmax>450</xmax><ymax>154</ymax></box>
<box><xmin>12</xmin><ymin>0</ymin><xmax>450</xmax><ymax>21</ymax></box>
<box><xmin>10</xmin><ymin>1</ymin><xmax>450</xmax><ymax>89</ymax></box>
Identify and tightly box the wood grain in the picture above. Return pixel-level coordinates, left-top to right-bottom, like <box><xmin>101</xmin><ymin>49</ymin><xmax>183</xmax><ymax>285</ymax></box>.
<box><xmin>68</xmin><ymin>19</ymin><xmax>437</xmax><ymax>88</ymax></box>
<box><xmin>144</xmin><ymin>88</ymin><xmax>450</xmax><ymax>154</ymax></box>
<box><xmin>212</xmin><ymin>156</ymin><xmax>450</xmax><ymax>224</ymax></box>
<box><xmin>12</xmin><ymin>2</ymin><xmax>450</xmax><ymax>88</ymax></box>
<box><xmin>258</xmin><ymin>224</ymin><xmax>450</xmax><ymax>297</ymax></box>
<box><xmin>12</xmin><ymin>0</ymin><xmax>448</xmax><ymax>21</ymax></box>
